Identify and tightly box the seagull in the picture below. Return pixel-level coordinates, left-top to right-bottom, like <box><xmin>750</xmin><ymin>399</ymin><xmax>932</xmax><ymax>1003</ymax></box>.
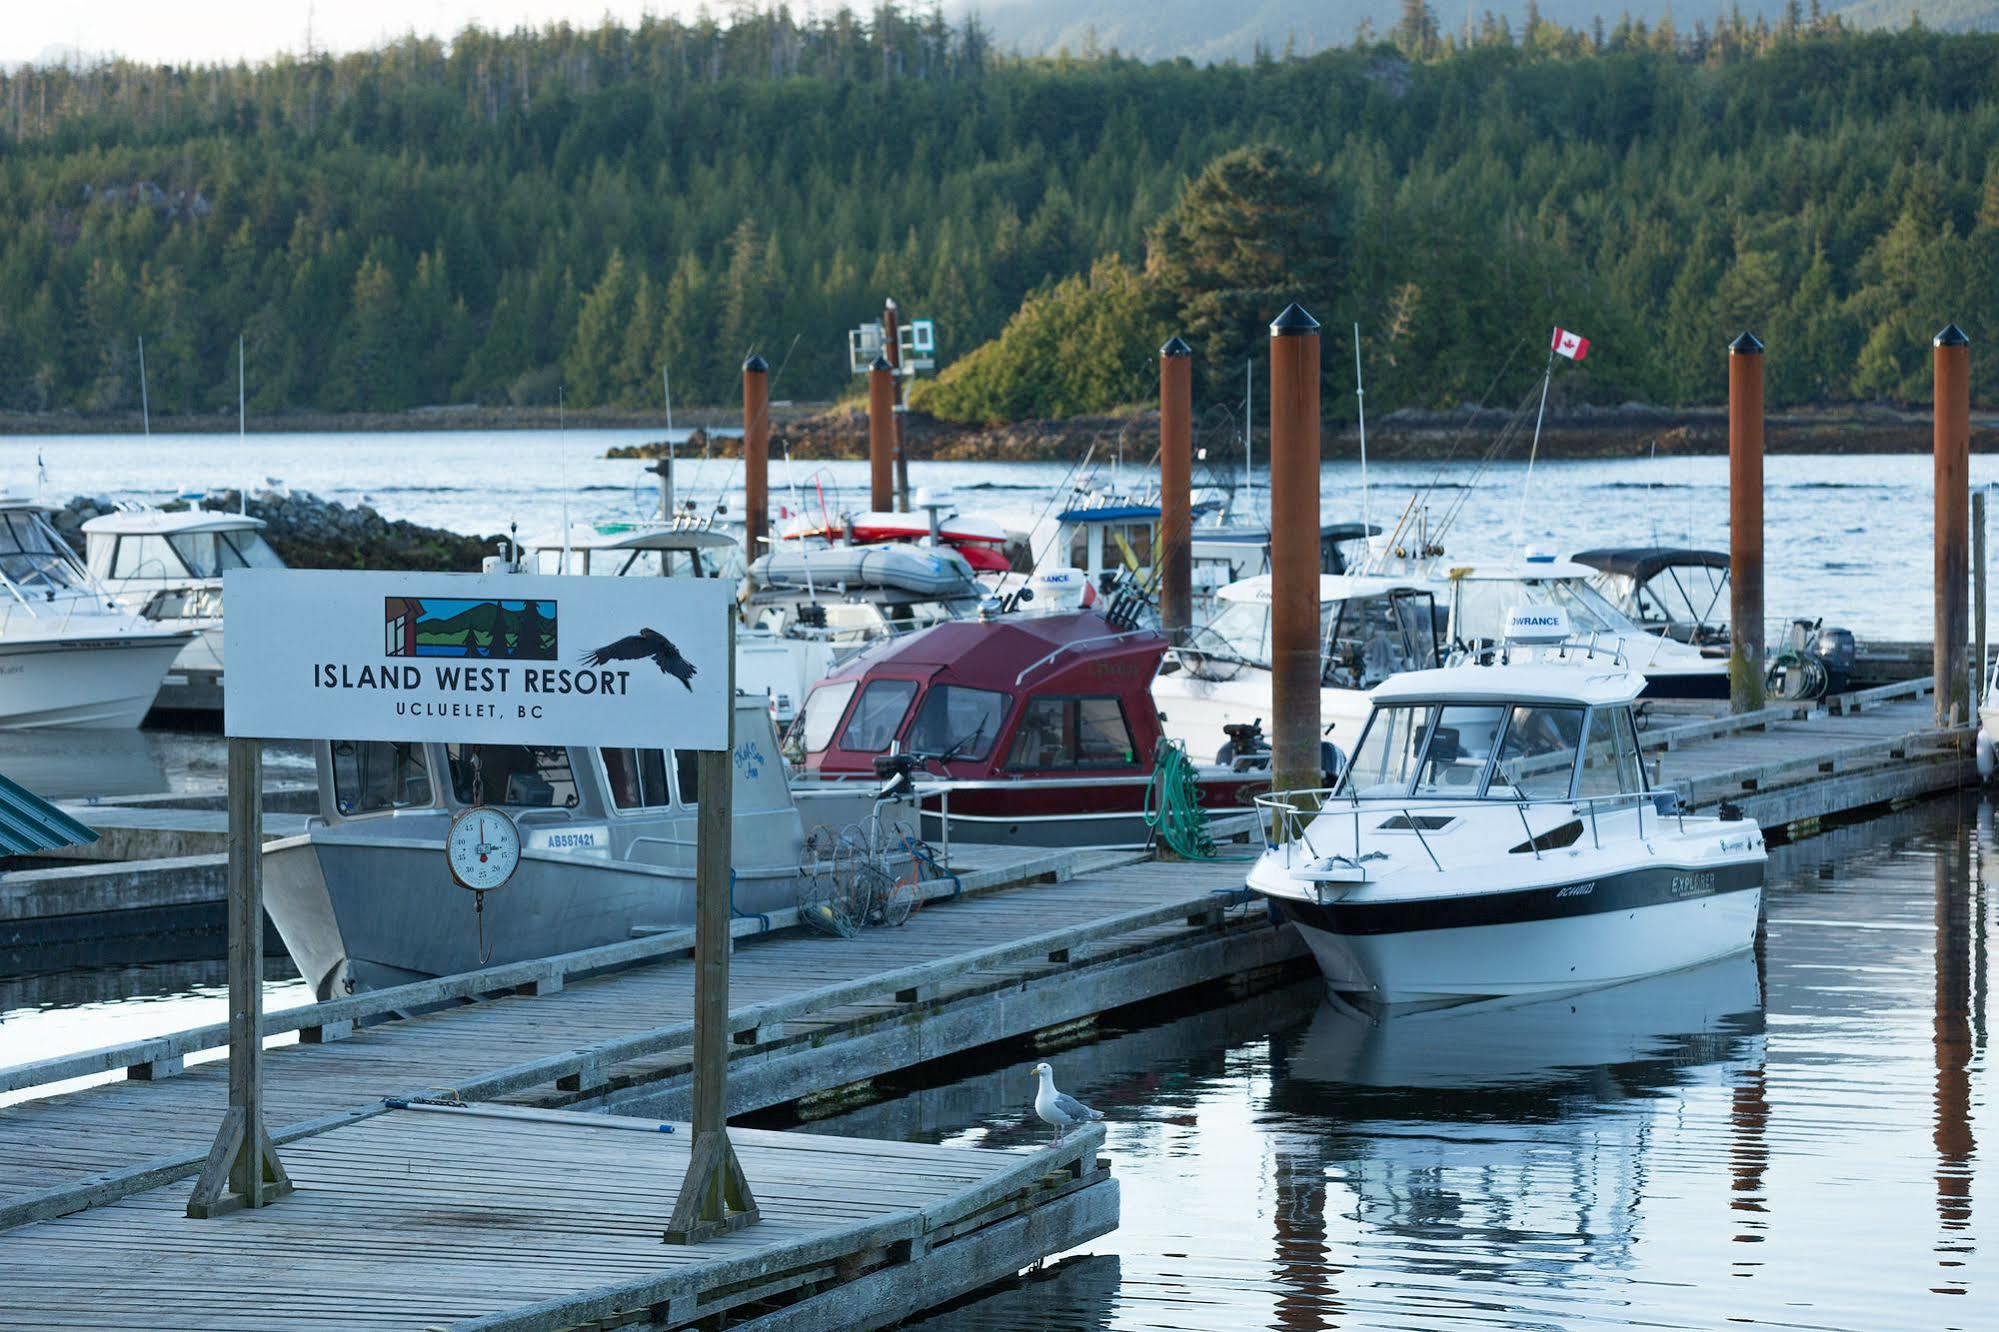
<box><xmin>581</xmin><ymin>628</ymin><xmax>697</xmax><ymax>690</ymax></box>
<box><xmin>1031</xmin><ymin>1062</ymin><xmax>1102</xmax><ymax>1141</ymax></box>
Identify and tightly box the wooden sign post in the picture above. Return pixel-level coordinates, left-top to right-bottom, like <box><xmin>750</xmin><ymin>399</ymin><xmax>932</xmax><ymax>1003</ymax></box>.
<box><xmin>665</xmin><ymin>618</ymin><xmax>760</xmax><ymax>1243</ymax></box>
<box><xmin>186</xmin><ymin>737</ymin><xmax>293</xmax><ymax>1218</ymax></box>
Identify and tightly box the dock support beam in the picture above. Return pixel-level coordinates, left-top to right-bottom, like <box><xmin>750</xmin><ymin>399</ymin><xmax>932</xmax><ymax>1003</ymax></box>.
<box><xmin>868</xmin><ymin>354</ymin><xmax>897</xmax><ymax>516</ymax></box>
<box><xmin>667</xmin><ymin>619</ymin><xmax>760</xmax><ymax>1244</ymax></box>
<box><xmin>1935</xmin><ymin>324</ymin><xmax>1972</xmax><ymax>727</ymax></box>
<box><xmin>1728</xmin><ymin>332</ymin><xmax>1765</xmax><ymax>715</ymax></box>
<box><xmin>1268</xmin><ymin>304</ymin><xmax>1323</xmax><ymax>796</ymax></box>
<box><xmin>1976</xmin><ymin>490</ymin><xmax>1987</xmax><ymax>713</ymax></box>
<box><xmin>186</xmin><ymin>738</ymin><xmax>292</xmax><ymax>1218</ymax></box>
<box><xmin>1158</xmin><ymin>335</ymin><xmax>1194</xmax><ymax>642</ymax></box>
<box><xmin>885</xmin><ymin>297</ymin><xmax>910</xmax><ymax>512</ymax></box>
<box><xmin>742</xmin><ymin>355</ymin><xmax>770</xmax><ymax>560</ymax></box>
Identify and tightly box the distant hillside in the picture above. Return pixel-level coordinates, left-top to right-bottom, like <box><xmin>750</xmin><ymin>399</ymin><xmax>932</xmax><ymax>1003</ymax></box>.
<box><xmin>960</xmin><ymin>0</ymin><xmax>1999</xmax><ymax>60</ymax></box>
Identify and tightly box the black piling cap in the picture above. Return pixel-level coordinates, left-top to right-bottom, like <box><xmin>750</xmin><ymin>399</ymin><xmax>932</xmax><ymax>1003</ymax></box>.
<box><xmin>1160</xmin><ymin>335</ymin><xmax>1192</xmax><ymax>358</ymax></box>
<box><xmin>742</xmin><ymin>353</ymin><xmax>770</xmax><ymax>373</ymax></box>
<box><xmin>870</xmin><ymin>353</ymin><xmax>893</xmax><ymax>372</ymax></box>
<box><xmin>1936</xmin><ymin>323</ymin><xmax>1971</xmax><ymax>348</ymax></box>
<box><xmin>1270</xmin><ymin>303</ymin><xmax>1320</xmax><ymax>337</ymax></box>
<box><xmin>1728</xmin><ymin>331</ymin><xmax>1763</xmax><ymax>355</ymax></box>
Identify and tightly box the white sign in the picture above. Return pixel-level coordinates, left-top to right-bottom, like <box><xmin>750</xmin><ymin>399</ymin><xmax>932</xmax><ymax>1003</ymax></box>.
<box><xmin>223</xmin><ymin>570</ymin><xmax>733</xmax><ymax>749</ymax></box>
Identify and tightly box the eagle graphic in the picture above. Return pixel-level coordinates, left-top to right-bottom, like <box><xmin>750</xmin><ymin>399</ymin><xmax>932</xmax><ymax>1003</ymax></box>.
<box><xmin>582</xmin><ymin>628</ymin><xmax>697</xmax><ymax>690</ymax></box>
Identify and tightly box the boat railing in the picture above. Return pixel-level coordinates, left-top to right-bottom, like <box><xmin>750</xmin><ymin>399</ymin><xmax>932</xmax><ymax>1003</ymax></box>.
<box><xmin>1013</xmin><ymin>628</ymin><xmax>1163</xmax><ymax>686</ymax></box>
<box><xmin>1252</xmin><ymin>787</ymin><xmax>1678</xmax><ymax>874</ymax></box>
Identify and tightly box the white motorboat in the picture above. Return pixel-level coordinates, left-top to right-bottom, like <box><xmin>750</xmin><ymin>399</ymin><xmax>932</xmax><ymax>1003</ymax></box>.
<box><xmin>0</xmin><ymin>497</ymin><xmax>192</xmax><ymax>728</ymax></box>
<box><xmin>80</xmin><ymin>505</ymin><xmax>287</xmax><ymax>710</ymax></box>
<box><xmin>1247</xmin><ymin>612</ymin><xmax>1765</xmax><ymax>1003</ymax></box>
<box><xmin>1430</xmin><ymin>553</ymin><xmax>1730</xmax><ymax>699</ymax></box>
<box><xmin>1151</xmin><ymin>572</ymin><xmax>1445</xmax><ymax>763</ymax></box>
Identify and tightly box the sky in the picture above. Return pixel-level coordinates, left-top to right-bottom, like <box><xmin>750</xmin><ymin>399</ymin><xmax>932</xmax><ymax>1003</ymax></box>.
<box><xmin>0</xmin><ymin>1</ymin><xmax>749</xmax><ymax>69</ymax></box>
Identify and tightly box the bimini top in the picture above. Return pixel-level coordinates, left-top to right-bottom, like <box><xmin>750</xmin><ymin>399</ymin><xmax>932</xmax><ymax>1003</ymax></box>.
<box><xmin>81</xmin><ymin>508</ymin><xmax>266</xmax><ymax>535</ymax></box>
<box><xmin>1216</xmin><ymin>573</ymin><xmax>1428</xmax><ymax>605</ymax></box>
<box><xmin>1571</xmin><ymin>547</ymin><xmax>1730</xmax><ymax>581</ymax></box>
<box><xmin>1369</xmin><ymin>660</ymin><xmax>1647</xmax><ymax>708</ymax></box>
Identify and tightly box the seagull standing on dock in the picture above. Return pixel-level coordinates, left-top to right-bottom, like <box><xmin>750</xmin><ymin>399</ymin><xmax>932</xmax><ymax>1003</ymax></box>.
<box><xmin>1032</xmin><ymin>1062</ymin><xmax>1103</xmax><ymax>1141</ymax></box>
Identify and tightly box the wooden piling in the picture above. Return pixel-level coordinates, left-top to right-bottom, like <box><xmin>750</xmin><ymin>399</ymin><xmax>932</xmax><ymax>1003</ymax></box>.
<box><xmin>1975</xmin><ymin>490</ymin><xmax>1987</xmax><ymax>708</ymax></box>
<box><xmin>1728</xmin><ymin>332</ymin><xmax>1765</xmax><ymax>715</ymax></box>
<box><xmin>741</xmin><ymin>355</ymin><xmax>770</xmax><ymax>558</ymax></box>
<box><xmin>1935</xmin><ymin>324</ymin><xmax>1972</xmax><ymax>726</ymax></box>
<box><xmin>868</xmin><ymin>354</ymin><xmax>896</xmax><ymax>515</ymax></box>
<box><xmin>885</xmin><ymin>298</ymin><xmax>910</xmax><ymax>512</ymax></box>
<box><xmin>1269</xmin><ymin>304</ymin><xmax>1323</xmax><ymax>796</ymax></box>
<box><xmin>1158</xmin><ymin>336</ymin><xmax>1194</xmax><ymax>642</ymax></box>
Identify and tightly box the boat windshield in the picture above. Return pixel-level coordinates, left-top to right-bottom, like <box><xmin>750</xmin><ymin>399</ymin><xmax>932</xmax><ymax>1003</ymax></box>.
<box><xmin>1455</xmin><ymin>576</ymin><xmax>1640</xmax><ymax>640</ymax></box>
<box><xmin>1338</xmin><ymin>701</ymin><xmax>1595</xmax><ymax>801</ymax></box>
<box><xmin>1637</xmin><ymin>564</ymin><xmax>1728</xmax><ymax>629</ymax></box>
<box><xmin>0</xmin><ymin>512</ymin><xmax>89</xmax><ymax>595</ymax></box>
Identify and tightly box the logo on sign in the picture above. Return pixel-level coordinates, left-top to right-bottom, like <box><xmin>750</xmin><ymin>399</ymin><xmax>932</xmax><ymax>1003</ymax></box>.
<box><xmin>385</xmin><ymin>597</ymin><xmax>556</xmax><ymax>660</ymax></box>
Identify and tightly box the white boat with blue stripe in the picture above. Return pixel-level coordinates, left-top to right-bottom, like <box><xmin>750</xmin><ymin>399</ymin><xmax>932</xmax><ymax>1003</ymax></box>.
<box><xmin>1246</xmin><ymin>608</ymin><xmax>1765</xmax><ymax>1004</ymax></box>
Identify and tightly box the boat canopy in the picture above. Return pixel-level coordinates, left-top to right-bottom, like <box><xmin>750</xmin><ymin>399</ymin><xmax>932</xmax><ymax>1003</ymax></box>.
<box><xmin>82</xmin><ymin>508</ymin><xmax>284</xmax><ymax>581</ymax></box>
<box><xmin>1371</xmin><ymin>662</ymin><xmax>1647</xmax><ymax>707</ymax></box>
<box><xmin>81</xmin><ymin>509</ymin><xmax>268</xmax><ymax>536</ymax></box>
<box><xmin>1571</xmin><ymin>547</ymin><xmax>1729</xmax><ymax>582</ymax></box>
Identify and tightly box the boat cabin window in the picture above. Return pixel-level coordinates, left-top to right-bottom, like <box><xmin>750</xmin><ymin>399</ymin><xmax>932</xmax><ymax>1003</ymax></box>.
<box><xmin>0</xmin><ymin>512</ymin><xmax>87</xmax><ymax>592</ymax></box>
<box><xmin>1324</xmin><ymin>592</ymin><xmax>1441</xmax><ymax>688</ymax></box>
<box><xmin>446</xmin><ymin>744</ymin><xmax>578</xmax><ymax>808</ymax></box>
<box><xmin>1490</xmin><ymin>706</ymin><xmax>1586</xmax><ymax>800</ymax></box>
<box><xmin>838</xmin><ymin>679</ymin><xmax>919</xmax><ymax>752</ymax></box>
<box><xmin>674</xmin><ymin>750</ymin><xmax>700</xmax><ymax>805</ymax></box>
<box><xmin>798</xmin><ymin>681</ymin><xmax>859</xmax><ymax>754</ymax></box>
<box><xmin>109</xmin><ymin>534</ymin><xmax>186</xmax><ymax>579</ymax></box>
<box><xmin>907</xmin><ymin>685</ymin><xmax>1006</xmax><ymax>762</ymax></box>
<box><xmin>1577</xmin><ymin>706</ymin><xmax>1645</xmax><ymax>797</ymax></box>
<box><xmin>170</xmin><ymin>529</ymin><xmax>282</xmax><ymax>575</ymax></box>
<box><xmin>1202</xmin><ymin>600</ymin><xmax>1270</xmax><ymax>665</ymax></box>
<box><xmin>1337</xmin><ymin>705</ymin><xmax>1433</xmax><ymax>797</ymax></box>
<box><xmin>331</xmin><ymin>740</ymin><xmax>433</xmax><ymax>815</ymax></box>
<box><xmin>1006</xmin><ymin>696</ymin><xmax>1136</xmax><ymax>769</ymax></box>
<box><xmin>1410</xmin><ymin>704</ymin><xmax>1508</xmax><ymax>798</ymax></box>
<box><xmin>603</xmin><ymin>748</ymin><xmax>673</xmax><ymax>809</ymax></box>
<box><xmin>1455</xmin><ymin>578</ymin><xmax>1634</xmax><ymax>643</ymax></box>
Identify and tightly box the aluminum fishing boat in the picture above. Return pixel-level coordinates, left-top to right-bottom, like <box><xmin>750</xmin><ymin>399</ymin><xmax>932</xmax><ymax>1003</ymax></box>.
<box><xmin>263</xmin><ymin>696</ymin><xmax>901</xmax><ymax>996</ymax></box>
<box><xmin>1247</xmin><ymin>613</ymin><xmax>1765</xmax><ymax>1003</ymax></box>
<box><xmin>794</xmin><ymin>601</ymin><xmax>1264</xmax><ymax>849</ymax></box>
<box><xmin>0</xmin><ymin>497</ymin><xmax>192</xmax><ymax>728</ymax></box>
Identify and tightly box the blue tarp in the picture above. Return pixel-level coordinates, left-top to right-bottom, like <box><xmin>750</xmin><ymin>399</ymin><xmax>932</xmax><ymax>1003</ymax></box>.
<box><xmin>0</xmin><ymin>771</ymin><xmax>96</xmax><ymax>857</ymax></box>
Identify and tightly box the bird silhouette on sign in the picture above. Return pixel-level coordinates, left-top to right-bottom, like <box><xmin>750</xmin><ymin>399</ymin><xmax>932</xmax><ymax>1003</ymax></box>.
<box><xmin>582</xmin><ymin>628</ymin><xmax>697</xmax><ymax>689</ymax></box>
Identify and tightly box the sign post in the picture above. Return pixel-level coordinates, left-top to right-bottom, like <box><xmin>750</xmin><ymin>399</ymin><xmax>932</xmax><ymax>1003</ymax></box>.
<box><xmin>185</xmin><ymin>735</ymin><xmax>294</xmax><ymax>1218</ymax></box>
<box><xmin>202</xmin><ymin>569</ymin><xmax>753</xmax><ymax>1237</ymax></box>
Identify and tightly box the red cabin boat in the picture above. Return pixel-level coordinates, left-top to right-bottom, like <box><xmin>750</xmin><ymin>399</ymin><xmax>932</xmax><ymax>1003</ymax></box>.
<box><xmin>792</xmin><ymin>608</ymin><xmax>1264</xmax><ymax>849</ymax></box>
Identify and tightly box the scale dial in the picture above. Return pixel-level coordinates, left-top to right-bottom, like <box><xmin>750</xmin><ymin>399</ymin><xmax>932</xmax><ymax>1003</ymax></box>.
<box><xmin>446</xmin><ymin>806</ymin><xmax>522</xmax><ymax>892</ymax></box>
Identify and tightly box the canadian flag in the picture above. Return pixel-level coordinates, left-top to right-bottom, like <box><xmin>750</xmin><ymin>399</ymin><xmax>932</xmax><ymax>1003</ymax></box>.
<box><xmin>1551</xmin><ymin>327</ymin><xmax>1591</xmax><ymax>361</ymax></box>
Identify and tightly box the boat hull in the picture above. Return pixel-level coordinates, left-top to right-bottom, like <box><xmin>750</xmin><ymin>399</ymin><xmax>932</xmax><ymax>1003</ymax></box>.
<box><xmin>1271</xmin><ymin>864</ymin><xmax>1763</xmax><ymax>1004</ymax></box>
<box><xmin>0</xmin><ymin>633</ymin><xmax>189</xmax><ymax>728</ymax></box>
<box><xmin>265</xmin><ymin>832</ymin><xmax>812</xmax><ymax>997</ymax></box>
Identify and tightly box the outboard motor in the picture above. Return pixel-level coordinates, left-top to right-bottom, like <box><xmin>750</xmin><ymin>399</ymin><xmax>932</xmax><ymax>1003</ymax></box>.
<box><xmin>1216</xmin><ymin>720</ymin><xmax>1270</xmax><ymax>769</ymax></box>
<box><xmin>1813</xmin><ymin>625</ymin><xmax>1856</xmax><ymax>695</ymax></box>
<box><xmin>1320</xmin><ymin>740</ymin><xmax>1347</xmax><ymax>786</ymax></box>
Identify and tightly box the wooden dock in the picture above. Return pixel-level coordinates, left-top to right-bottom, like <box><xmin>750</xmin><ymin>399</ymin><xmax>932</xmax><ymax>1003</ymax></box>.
<box><xmin>0</xmin><ymin>675</ymin><xmax>1978</xmax><ymax>1327</ymax></box>
<box><xmin>0</xmin><ymin>1101</ymin><xmax>1114</xmax><ymax>1331</ymax></box>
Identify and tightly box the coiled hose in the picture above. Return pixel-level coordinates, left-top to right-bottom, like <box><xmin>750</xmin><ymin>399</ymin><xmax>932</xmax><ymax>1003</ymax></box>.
<box><xmin>1143</xmin><ymin>739</ymin><xmax>1222</xmax><ymax>860</ymax></box>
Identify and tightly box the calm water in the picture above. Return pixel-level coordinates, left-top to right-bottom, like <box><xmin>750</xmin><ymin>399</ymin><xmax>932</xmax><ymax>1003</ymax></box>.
<box><xmin>1</xmin><ymin>428</ymin><xmax>1991</xmax><ymax>638</ymax></box>
<box><xmin>775</xmin><ymin>793</ymin><xmax>1992</xmax><ymax>1332</ymax></box>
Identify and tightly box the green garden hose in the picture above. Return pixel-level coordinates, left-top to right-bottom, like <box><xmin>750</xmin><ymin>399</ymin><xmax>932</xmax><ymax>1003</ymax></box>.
<box><xmin>1144</xmin><ymin>739</ymin><xmax>1259</xmax><ymax>861</ymax></box>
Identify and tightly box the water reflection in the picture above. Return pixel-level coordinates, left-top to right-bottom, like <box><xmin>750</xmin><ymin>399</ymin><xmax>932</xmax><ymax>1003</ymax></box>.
<box><xmin>890</xmin><ymin>793</ymin><xmax>1993</xmax><ymax>1330</ymax></box>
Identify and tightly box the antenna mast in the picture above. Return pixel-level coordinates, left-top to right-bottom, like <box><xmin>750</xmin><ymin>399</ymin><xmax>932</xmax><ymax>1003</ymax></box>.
<box><xmin>1353</xmin><ymin>322</ymin><xmax>1369</xmax><ymax>540</ymax></box>
<box><xmin>137</xmin><ymin>336</ymin><xmax>150</xmax><ymax>437</ymax></box>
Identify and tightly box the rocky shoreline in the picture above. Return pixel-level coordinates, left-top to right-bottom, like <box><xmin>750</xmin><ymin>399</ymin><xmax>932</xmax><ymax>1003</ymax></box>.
<box><xmin>49</xmin><ymin>492</ymin><xmax>500</xmax><ymax>572</ymax></box>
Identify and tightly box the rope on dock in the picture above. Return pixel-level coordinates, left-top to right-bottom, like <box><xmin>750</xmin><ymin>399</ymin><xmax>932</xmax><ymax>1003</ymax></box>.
<box><xmin>1145</xmin><ymin>741</ymin><xmax>1258</xmax><ymax>862</ymax></box>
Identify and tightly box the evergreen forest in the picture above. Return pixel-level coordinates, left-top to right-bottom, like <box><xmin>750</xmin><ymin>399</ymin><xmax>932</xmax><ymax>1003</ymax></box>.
<box><xmin>3</xmin><ymin>5</ymin><xmax>1998</xmax><ymax>423</ymax></box>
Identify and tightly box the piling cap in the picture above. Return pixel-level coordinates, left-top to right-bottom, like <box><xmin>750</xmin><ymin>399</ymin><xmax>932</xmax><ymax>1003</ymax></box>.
<box><xmin>1270</xmin><ymin>303</ymin><xmax>1320</xmax><ymax>337</ymax></box>
<box><xmin>1936</xmin><ymin>323</ymin><xmax>1971</xmax><ymax>348</ymax></box>
<box><xmin>1160</xmin><ymin>335</ymin><xmax>1192</xmax><ymax>358</ymax></box>
<box><xmin>742</xmin><ymin>353</ymin><xmax>770</xmax><ymax>374</ymax></box>
<box><xmin>870</xmin><ymin>353</ymin><xmax>894</xmax><ymax>372</ymax></box>
<box><xmin>1728</xmin><ymin>331</ymin><xmax>1763</xmax><ymax>355</ymax></box>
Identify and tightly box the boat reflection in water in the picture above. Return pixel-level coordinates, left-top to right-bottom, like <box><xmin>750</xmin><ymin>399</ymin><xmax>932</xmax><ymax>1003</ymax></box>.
<box><xmin>1265</xmin><ymin>952</ymin><xmax>1765</xmax><ymax>1293</ymax></box>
